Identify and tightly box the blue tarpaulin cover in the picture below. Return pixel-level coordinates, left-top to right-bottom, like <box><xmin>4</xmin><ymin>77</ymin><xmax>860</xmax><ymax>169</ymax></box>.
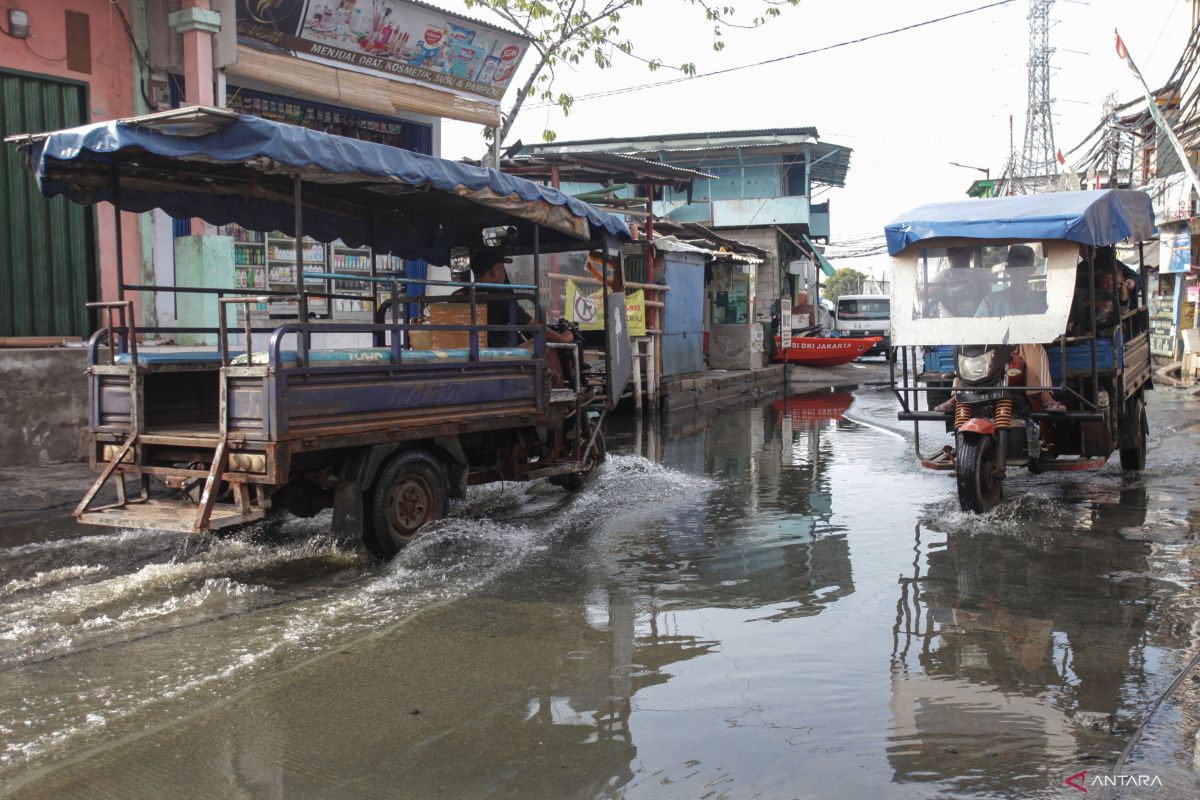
<box><xmin>883</xmin><ymin>189</ymin><xmax>1156</xmax><ymax>256</ymax></box>
<box><xmin>22</xmin><ymin>108</ymin><xmax>629</xmax><ymax>263</ymax></box>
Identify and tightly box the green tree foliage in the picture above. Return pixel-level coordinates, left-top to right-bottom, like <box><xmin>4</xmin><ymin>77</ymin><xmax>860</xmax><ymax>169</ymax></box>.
<box><xmin>822</xmin><ymin>267</ymin><xmax>865</xmax><ymax>303</ymax></box>
<box><xmin>463</xmin><ymin>0</ymin><xmax>801</xmax><ymax>148</ymax></box>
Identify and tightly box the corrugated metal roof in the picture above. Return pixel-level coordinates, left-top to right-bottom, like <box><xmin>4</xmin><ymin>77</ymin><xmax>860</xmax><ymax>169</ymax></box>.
<box><xmin>524</xmin><ymin>130</ymin><xmax>853</xmax><ymax>189</ymax></box>
<box><xmin>527</xmin><ymin>128</ymin><xmax>821</xmax><ymax>149</ymax></box>
<box><xmin>503</xmin><ymin>152</ymin><xmax>718</xmax><ymax>182</ymax></box>
<box><xmin>654</xmin><ymin>220</ymin><xmax>771</xmax><ymax>259</ymax></box>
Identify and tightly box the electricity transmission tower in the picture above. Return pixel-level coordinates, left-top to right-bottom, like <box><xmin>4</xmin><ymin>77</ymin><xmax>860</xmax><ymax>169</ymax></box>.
<box><xmin>1017</xmin><ymin>0</ymin><xmax>1057</xmax><ymax>183</ymax></box>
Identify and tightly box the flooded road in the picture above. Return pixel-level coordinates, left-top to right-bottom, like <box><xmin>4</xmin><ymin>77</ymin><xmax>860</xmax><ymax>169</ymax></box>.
<box><xmin>2</xmin><ymin>386</ymin><xmax>1199</xmax><ymax>799</ymax></box>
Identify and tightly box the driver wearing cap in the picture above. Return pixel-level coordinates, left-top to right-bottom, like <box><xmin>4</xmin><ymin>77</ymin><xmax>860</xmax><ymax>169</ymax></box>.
<box><xmin>974</xmin><ymin>245</ymin><xmax>1048</xmax><ymax>317</ymax></box>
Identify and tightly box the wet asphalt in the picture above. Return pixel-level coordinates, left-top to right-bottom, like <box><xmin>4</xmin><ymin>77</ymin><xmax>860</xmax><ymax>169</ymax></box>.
<box><xmin>1</xmin><ymin>383</ymin><xmax>1198</xmax><ymax>799</ymax></box>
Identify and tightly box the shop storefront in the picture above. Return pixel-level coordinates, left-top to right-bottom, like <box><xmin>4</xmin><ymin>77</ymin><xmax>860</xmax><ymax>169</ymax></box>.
<box><xmin>707</xmin><ymin>257</ymin><xmax>762</xmax><ymax>370</ymax></box>
<box><xmin>211</xmin><ymin>85</ymin><xmax>433</xmax><ymax>331</ymax></box>
<box><xmin>157</xmin><ymin>0</ymin><xmax>534</xmax><ymax>341</ymax></box>
<box><xmin>1145</xmin><ymin>172</ymin><xmax>1198</xmax><ymax>361</ymax></box>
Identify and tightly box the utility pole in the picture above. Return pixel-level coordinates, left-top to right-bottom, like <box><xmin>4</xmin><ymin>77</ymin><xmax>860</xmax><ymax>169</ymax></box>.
<box><xmin>998</xmin><ymin>114</ymin><xmax>1024</xmax><ymax>196</ymax></box>
<box><xmin>1104</xmin><ymin>92</ymin><xmax>1120</xmax><ymax>188</ymax></box>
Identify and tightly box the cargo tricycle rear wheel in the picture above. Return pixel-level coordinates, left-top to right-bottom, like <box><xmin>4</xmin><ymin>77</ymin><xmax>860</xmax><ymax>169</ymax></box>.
<box><xmin>1119</xmin><ymin>396</ymin><xmax>1147</xmax><ymax>472</ymax></box>
<box><xmin>365</xmin><ymin>450</ymin><xmax>447</xmax><ymax>558</ymax></box>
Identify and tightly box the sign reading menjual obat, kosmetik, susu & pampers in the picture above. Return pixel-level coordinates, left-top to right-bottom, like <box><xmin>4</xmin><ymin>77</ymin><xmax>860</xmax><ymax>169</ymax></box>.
<box><xmin>235</xmin><ymin>0</ymin><xmax>531</xmax><ymax>105</ymax></box>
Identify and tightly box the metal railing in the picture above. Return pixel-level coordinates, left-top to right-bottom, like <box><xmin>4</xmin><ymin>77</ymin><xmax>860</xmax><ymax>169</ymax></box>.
<box><xmin>103</xmin><ymin>274</ymin><xmax>545</xmax><ymax>372</ymax></box>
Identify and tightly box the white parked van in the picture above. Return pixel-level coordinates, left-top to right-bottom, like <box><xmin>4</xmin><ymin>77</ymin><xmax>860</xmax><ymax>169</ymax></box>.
<box><xmin>832</xmin><ymin>294</ymin><xmax>891</xmax><ymax>357</ymax></box>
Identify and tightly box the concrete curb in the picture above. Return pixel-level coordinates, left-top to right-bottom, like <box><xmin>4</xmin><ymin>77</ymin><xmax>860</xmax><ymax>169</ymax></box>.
<box><xmin>660</xmin><ymin>360</ymin><xmax>891</xmax><ymax>416</ymax></box>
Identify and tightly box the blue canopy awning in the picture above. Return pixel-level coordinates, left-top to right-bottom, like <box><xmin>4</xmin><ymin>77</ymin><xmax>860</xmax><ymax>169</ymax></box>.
<box><xmin>883</xmin><ymin>189</ymin><xmax>1156</xmax><ymax>256</ymax></box>
<box><xmin>12</xmin><ymin>106</ymin><xmax>630</xmax><ymax>264</ymax></box>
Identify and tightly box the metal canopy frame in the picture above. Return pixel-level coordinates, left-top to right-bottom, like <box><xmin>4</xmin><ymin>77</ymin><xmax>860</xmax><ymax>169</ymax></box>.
<box><xmin>10</xmin><ymin>107</ymin><xmax>636</xmax><ymax>448</ymax></box>
<box><xmin>888</xmin><ymin>241</ymin><xmax>1152</xmax><ymax>460</ymax></box>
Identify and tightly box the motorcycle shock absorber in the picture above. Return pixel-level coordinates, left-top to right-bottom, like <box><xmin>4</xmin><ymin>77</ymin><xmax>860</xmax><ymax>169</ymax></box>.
<box><xmin>954</xmin><ymin>402</ymin><xmax>971</xmax><ymax>429</ymax></box>
<box><xmin>995</xmin><ymin>396</ymin><xmax>1013</xmax><ymax>429</ymax></box>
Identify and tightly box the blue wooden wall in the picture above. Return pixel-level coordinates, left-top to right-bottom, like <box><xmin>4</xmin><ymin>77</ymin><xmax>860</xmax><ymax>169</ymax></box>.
<box><xmin>661</xmin><ymin>252</ymin><xmax>706</xmax><ymax>377</ymax></box>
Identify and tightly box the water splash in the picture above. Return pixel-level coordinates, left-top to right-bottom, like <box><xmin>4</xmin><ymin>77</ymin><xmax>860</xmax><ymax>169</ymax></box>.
<box><xmin>0</xmin><ymin>453</ymin><xmax>704</xmax><ymax>775</ymax></box>
<box><xmin>920</xmin><ymin>491</ymin><xmax>1088</xmax><ymax>546</ymax></box>
<box><xmin>0</xmin><ymin>564</ymin><xmax>108</xmax><ymax>598</ymax></box>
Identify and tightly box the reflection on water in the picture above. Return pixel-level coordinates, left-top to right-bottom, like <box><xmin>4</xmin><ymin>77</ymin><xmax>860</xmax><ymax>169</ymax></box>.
<box><xmin>601</xmin><ymin>391</ymin><xmax>1200</xmax><ymax>798</ymax></box>
<box><xmin>888</xmin><ymin>508</ymin><xmax>1156</xmax><ymax>797</ymax></box>
<box><xmin>3</xmin><ymin>390</ymin><xmax>1199</xmax><ymax>799</ymax></box>
<box><xmin>609</xmin><ymin>394</ymin><xmax>854</xmax><ymax>622</ymax></box>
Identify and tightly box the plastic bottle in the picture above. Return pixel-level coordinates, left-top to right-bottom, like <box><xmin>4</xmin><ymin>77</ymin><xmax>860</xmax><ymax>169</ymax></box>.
<box><xmin>1027</xmin><ymin>418</ymin><xmax>1042</xmax><ymax>458</ymax></box>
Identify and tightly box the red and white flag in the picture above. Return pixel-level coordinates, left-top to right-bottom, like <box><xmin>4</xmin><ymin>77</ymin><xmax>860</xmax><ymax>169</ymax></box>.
<box><xmin>1056</xmin><ymin>149</ymin><xmax>1066</xmax><ymax>165</ymax></box>
<box><xmin>1115</xmin><ymin>30</ymin><xmax>1136</xmax><ymax>74</ymax></box>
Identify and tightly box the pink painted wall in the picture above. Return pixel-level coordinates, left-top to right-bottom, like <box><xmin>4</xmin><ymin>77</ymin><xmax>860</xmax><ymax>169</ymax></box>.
<box><xmin>1</xmin><ymin>0</ymin><xmax>142</xmax><ymax>317</ymax></box>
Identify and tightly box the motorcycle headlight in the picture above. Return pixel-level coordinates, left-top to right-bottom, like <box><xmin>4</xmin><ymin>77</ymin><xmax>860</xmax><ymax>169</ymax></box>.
<box><xmin>957</xmin><ymin>350</ymin><xmax>997</xmax><ymax>383</ymax></box>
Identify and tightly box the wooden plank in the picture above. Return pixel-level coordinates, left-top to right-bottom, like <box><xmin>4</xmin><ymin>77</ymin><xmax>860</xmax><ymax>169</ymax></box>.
<box><xmin>0</xmin><ymin>336</ymin><xmax>83</xmax><ymax>347</ymax></box>
<box><xmin>193</xmin><ymin>437</ymin><xmax>229</xmax><ymax>532</ymax></box>
<box><xmin>80</xmin><ymin>498</ymin><xmax>265</xmax><ymax>534</ymax></box>
<box><xmin>227</xmin><ymin>46</ymin><xmax>501</xmax><ymax>128</ymax></box>
<box><xmin>74</xmin><ymin>434</ymin><xmax>137</xmax><ymax>518</ymax></box>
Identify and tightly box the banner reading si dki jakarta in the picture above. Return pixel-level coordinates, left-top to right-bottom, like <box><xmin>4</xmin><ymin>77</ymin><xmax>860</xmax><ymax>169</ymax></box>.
<box><xmin>566</xmin><ymin>281</ymin><xmax>647</xmax><ymax>338</ymax></box>
<box><xmin>236</xmin><ymin>0</ymin><xmax>530</xmax><ymax>104</ymax></box>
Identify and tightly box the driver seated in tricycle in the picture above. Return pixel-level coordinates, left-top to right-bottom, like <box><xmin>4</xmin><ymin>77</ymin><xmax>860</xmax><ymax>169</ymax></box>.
<box><xmin>932</xmin><ymin>244</ymin><xmax>1064</xmax><ymax>413</ymax></box>
<box><xmin>459</xmin><ymin>247</ymin><xmax>579</xmax><ymax>387</ymax></box>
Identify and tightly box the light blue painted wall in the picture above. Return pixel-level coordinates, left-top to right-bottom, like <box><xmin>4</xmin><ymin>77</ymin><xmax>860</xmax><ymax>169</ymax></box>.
<box><xmin>174</xmin><ymin>235</ymin><xmax>233</xmax><ymax>345</ymax></box>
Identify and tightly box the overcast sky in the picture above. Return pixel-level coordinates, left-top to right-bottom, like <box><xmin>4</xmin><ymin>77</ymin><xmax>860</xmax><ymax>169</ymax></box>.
<box><xmin>436</xmin><ymin>0</ymin><xmax>1193</xmax><ymax>275</ymax></box>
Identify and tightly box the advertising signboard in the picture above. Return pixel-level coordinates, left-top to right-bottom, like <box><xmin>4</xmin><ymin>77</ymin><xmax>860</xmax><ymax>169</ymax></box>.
<box><xmin>565</xmin><ymin>281</ymin><xmax>647</xmax><ymax>337</ymax></box>
<box><xmin>1150</xmin><ymin>315</ymin><xmax>1175</xmax><ymax>357</ymax></box>
<box><xmin>1151</xmin><ymin>171</ymin><xmax>1195</xmax><ymax>224</ymax></box>
<box><xmin>236</xmin><ymin>0</ymin><xmax>529</xmax><ymax>105</ymax></box>
<box><xmin>1161</xmin><ymin>229</ymin><xmax>1192</xmax><ymax>274</ymax></box>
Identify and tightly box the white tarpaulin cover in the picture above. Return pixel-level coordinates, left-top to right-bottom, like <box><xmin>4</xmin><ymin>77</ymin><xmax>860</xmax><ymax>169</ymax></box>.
<box><xmin>890</xmin><ymin>240</ymin><xmax>1079</xmax><ymax>346</ymax></box>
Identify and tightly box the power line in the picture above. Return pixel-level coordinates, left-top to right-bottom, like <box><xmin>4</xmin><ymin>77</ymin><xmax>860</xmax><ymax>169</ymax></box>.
<box><xmin>1149</xmin><ymin>0</ymin><xmax>1182</xmax><ymax>60</ymax></box>
<box><xmin>528</xmin><ymin>0</ymin><xmax>1017</xmax><ymax>109</ymax></box>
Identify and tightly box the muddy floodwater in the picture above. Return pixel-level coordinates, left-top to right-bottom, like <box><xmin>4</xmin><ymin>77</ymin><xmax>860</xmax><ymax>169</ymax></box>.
<box><xmin>2</xmin><ymin>387</ymin><xmax>1199</xmax><ymax>799</ymax></box>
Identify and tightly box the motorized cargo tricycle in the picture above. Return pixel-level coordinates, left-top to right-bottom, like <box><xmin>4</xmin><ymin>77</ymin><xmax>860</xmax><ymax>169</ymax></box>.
<box><xmin>885</xmin><ymin>190</ymin><xmax>1155</xmax><ymax>513</ymax></box>
<box><xmin>7</xmin><ymin>106</ymin><xmax>635</xmax><ymax>556</ymax></box>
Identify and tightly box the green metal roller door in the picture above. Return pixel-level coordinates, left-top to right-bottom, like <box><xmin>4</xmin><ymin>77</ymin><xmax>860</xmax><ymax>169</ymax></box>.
<box><xmin>0</xmin><ymin>69</ymin><xmax>96</xmax><ymax>338</ymax></box>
